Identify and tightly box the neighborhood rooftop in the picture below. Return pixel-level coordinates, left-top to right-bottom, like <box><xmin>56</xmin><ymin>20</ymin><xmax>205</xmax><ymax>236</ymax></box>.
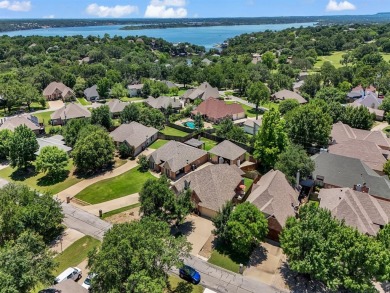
<box><xmin>110</xmin><ymin>122</ymin><xmax>158</xmax><ymax>148</ymax></box>
<box><xmin>0</xmin><ymin>115</ymin><xmax>40</xmax><ymax>132</ymax></box>
<box><xmin>272</xmin><ymin>89</ymin><xmax>307</xmax><ymax>104</ymax></box>
<box><xmin>145</xmin><ymin>96</ymin><xmax>181</xmax><ymax>110</ymax></box>
<box><xmin>209</xmin><ymin>140</ymin><xmax>246</xmax><ymax>161</ymax></box>
<box><xmin>192</xmin><ymin>98</ymin><xmax>245</xmax><ymax>121</ymax></box>
<box><xmin>51</xmin><ymin>103</ymin><xmax>91</xmax><ymax>120</ymax></box>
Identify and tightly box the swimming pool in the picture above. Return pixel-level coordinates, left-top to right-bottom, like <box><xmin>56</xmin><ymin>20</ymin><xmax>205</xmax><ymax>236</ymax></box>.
<box><xmin>183</xmin><ymin>121</ymin><xmax>196</xmax><ymax>129</ymax></box>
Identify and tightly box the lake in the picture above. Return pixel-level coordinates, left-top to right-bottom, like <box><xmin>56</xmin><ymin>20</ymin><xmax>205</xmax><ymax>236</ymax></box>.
<box><xmin>2</xmin><ymin>22</ymin><xmax>316</xmax><ymax>49</ymax></box>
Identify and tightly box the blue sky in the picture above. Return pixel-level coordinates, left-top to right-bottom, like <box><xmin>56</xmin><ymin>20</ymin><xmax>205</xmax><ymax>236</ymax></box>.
<box><xmin>0</xmin><ymin>0</ymin><xmax>389</xmax><ymax>19</ymax></box>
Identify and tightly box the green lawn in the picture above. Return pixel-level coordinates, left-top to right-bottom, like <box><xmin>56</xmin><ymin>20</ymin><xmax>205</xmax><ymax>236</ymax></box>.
<box><xmin>54</xmin><ymin>236</ymin><xmax>100</xmax><ymax>275</ymax></box>
<box><xmin>149</xmin><ymin>139</ymin><xmax>170</xmax><ymax>149</ymax></box>
<box><xmin>226</xmin><ymin>101</ymin><xmax>263</xmax><ymax>118</ymax></box>
<box><xmin>120</xmin><ymin>97</ymin><xmax>145</xmax><ymax>102</ymax></box>
<box><xmin>244</xmin><ymin>178</ymin><xmax>254</xmax><ymax>190</ymax></box>
<box><xmin>382</xmin><ymin>53</ymin><xmax>390</xmax><ymax>63</ymax></box>
<box><xmin>200</xmin><ymin>137</ymin><xmax>218</xmax><ymax>151</ymax></box>
<box><xmin>33</xmin><ymin>111</ymin><xmax>54</xmax><ymax>125</ymax></box>
<box><xmin>75</xmin><ymin>168</ymin><xmax>155</xmax><ymax>204</ymax></box>
<box><xmin>77</xmin><ymin>97</ymin><xmax>91</xmax><ymax>106</ymax></box>
<box><xmin>314</xmin><ymin>51</ymin><xmax>345</xmax><ymax>70</ymax></box>
<box><xmin>0</xmin><ymin>159</ymin><xmax>82</xmax><ymax>195</ymax></box>
<box><xmin>161</xmin><ymin>126</ymin><xmax>189</xmax><ymax>137</ymax></box>
<box><xmin>208</xmin><ymin>250</ymin><xmax>241</xmax><ymax>273</ymax></box>
<box><xmin>168</xmin><ymin>275</ymin><xmax>203</xmax><ymax>293</ymax></box>
<box><xmin>102</xmin><ymin>203</ymin><xmax>141</xmax><ymax>219</ymax></box>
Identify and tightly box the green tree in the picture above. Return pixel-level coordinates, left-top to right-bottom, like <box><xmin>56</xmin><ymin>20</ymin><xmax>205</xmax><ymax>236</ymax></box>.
<box><xmin>285</xmin><ymin>102</ymin><xmax>332</xmax><ymax>146</ymax></box>
<box><xmin>139</xmin><ymin>108</ymin><xmax>165</xmax><ymax>130</ymax></box>
<box><xmin>91</xmin><ymin>105</ymin><xmax>112</xmax><ymax>130</ymax></box>
<box><xmin>212</xmin><ymin>201</ymin><xmax>234</xmax><ymax>244</ymax></box>
<box><xmin>247</xmin><ymin>82</ymin><xmax>270</xmax><ymax>119</ymax></box>
<box><xmin>279</xmin><ymin>99</ymin><xmax>299</xmax><ymax>115</ymax></box>
<box><xmin>261</xmin><ymin>51</ymin><xmax>276</xmax><ymax>69</ymax></box>
<box><xmin>216</xmin><ymin>118</ymin><xmax>247</xmax><ymax>143</ymax></box>
<box><xmin>9</xmin><ymin>125</ymin><xmax>38</xmax><ymax>169</ymax></box>
<box><xmin>0</xmin><ymin>129</ymin><xmax>12</xmax><ymax>160</ymax></box>
<box><xmin>193</xmin><ymin>113</ymin><xmax>204</xmax><ymax>130</ymax></box>
<box><xmin>118</xmin><ymin>143</ymin><xmax>134</xmax><ymax>159</ymax></box>
<box><xmin>0</xmin><ymin>231</ymin><xmax>57</xmax><ymax>293</ymax></box>
<box><xmin>97</xmin><ymin>77</ymin><xmax>111</xmax><ymax>98</ymax></box>
<box><xmin>88</xmin><ymin>219</ymin><xmax>191</xmax><ymax>293</ymax></box>
<box><xmin>137</xmin><ymin>154</ymin><xmax>149</xmax><ymax>172</ymax></box>
<box><xmin>342</xmin><ymin>105</ymin><xmax>374</xmax><ymax>130</ymax></box>
<box><xmin>62</xmin><ymin>118</ymin><xmax>90</xmax><ymax>147</ymax></box>
<box><xmin>36</xmin><ymin>146</ymin><xmax>69</xmax><ymax>178</ymax></box>
<box><xmin>254</xmin><ymin>109</ymin><xmax>289</xmax><ymax>169</ymax></box>
<box><xmin>315</xmin><ymin>86</ymin><xmax>345</xmax><ymax>103</ymax></box>
<box><xmin>63</xmin><ymin>72</ymin><xmax>76</xmax><ymax>89</ymax></box>
<box><xmin>110</xmin><ymin>83</ymin><xmax>128</xmax><ymax>99</ymax></box>
<box><xmin>0</xmin><ymin>183</ymin><xmax>63</xmax><ymax>244</ymax></box>
<box><xmin>21</xmin><ymin>84</ymin><xmax>40</xmax><ymax>112</ymax></box>
<box><xmin>379</xmin><ymin>96</ymin><xmax>390</xmax><ymax>113</ymax></box>
<box><xmin>72</xmin><ymin>128</ymin><xmax>115</xmax><ymax>174</ymax></box>
<box><xmin>377</xmin><ymin>224</ymin><xmax>390</xmax><ymax>250</ymax></box>
<box><xmin>300</xmin><ymin>74</ymin><xmax>321</xmax><ymax>98</ymax></box>
<box><xmin>280</xmin><ymin>203</ymin><xmax>390</xmax><ymax>292</ymax></box>
<box><xmin>173</xmin><ymin>64</ymin><xmax>193</xmax><ymax>88</ymax></box>
<box><xmin>121</xmin><ymin>103</ymin><xmax>141</xmax><ymax>124</ymax></box>
<box><xmin>275</xmin><ymin>144</ymin><xmax>315</xmax><ymax>185</ymax></box>
<box><xmin>227</xmin><ymin>202</ymin><xmax>268</xmax><ymax>256</ymax></box>
<box><xmin>383</xmin><ymin>160</ymin><xmax>390</xmax><ymax>177</ymax></box>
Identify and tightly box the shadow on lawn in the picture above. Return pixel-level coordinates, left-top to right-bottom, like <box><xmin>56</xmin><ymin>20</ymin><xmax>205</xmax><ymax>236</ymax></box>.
<box><xmin>10</xmin><ymin>166</ymin><xmax>37</xmax><ymax>181</ymax></box>
<box><xmin>248</xmin><ymin>245</ymin><xmax>268</xmax><ymax>266</ymax></box>
<box><xmin>168</xmin><ymin>281</ymin><xmax>194</xmax><ymax>293</ymax></box>
<box><xmin>212</xmin><ymin>238</ymin><xmax>251</xmax><ymax>266</ymax></box>
<box><xmin>37</xmin><ymin>170</ymin><xmax>69</xmax><ymax>187</ymax></box>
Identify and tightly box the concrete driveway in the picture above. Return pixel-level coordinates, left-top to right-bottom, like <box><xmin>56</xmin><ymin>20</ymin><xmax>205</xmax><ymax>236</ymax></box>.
<box><xmin>50</xmin><ymin>228</ymin><xmax>85</xmax><ymax>254</ymax></box>
<box><xmin>48</xmin><ymin>100</ymin><xmax>64</xmax><ymax>110</ymax></box>
<box><xmin>178</xmin><ymin>215</ymin><xmax>214</xmax><ymax>257</ymax></box>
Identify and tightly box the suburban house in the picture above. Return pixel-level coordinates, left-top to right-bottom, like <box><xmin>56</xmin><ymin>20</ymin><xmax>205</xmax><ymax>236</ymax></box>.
<box><xmin>45</xmin><ymin>279</ymin><xmax>87</xmax><ymax>293</ymax></box>
<box><xmin>35</xmin><ymin>135</ymin><xmax>72</xmax><ymax>155</ymax></box>
<box><xmin>201</xmin><ymin>58</ymin><xmax>213</xmax><ymax>66</ymax></box>
<box><xmin>271</xmin><ymin>89</ymin><xmax>307</xmax><ymax>104</ymax></box>
<box><xmin>182</xmin><ymin>82</ymin><xmax>219</xmax><ymax>104</ymax></box>
<box><xmin>50</xmin><ymin>103</ymin><xmax>91</xmax><ymax>126</ymax></box>
<box><xmin>127</xmin><ymin>84</ymin><xmax>143</xmax><ymax>97</ymax></box>
<box><xmin>246</xmin><ymin>170</ymin><xmax>299</xmax><ymax>241</ymax></box>
<box><xmin>43</xmin><ymin>82</ymin><xmax>74</xmax><ymax>101</ymax></box>
<box><xmin>0</xmin><ymin>115</ymin><xmax>42</xmax><ymax>134</ymax></box>
<box><xmin>145</xmin><ymin>96</ymin><xmax>182</xmax><ymax>112</ymax></box>
<box><xmin>328</xmin><ymin>140</ymin><xmax>388</xmax><ymax>174</ymax></box>
<box><xmin>107</xmin><ymin>99</ymin><xmax>129</xmax><ymax>117</ymax></box>
<box><xmin>192</xmin><ymin>98</ymin><xmax>245</xmax><ymax>123</ymax></box>
<box><xmin>184</xmin><ymin>138</ymin><xmax>205</xmax><ymax>149</ymax></box>
<box><xmin>331</xmin><ymin>121</ymin><xmax>390</xmax><ymax>150</ymax></box>
<box><xmin>209</xmin><ymin>140</ymin><xmax>246</xmax><ymax>166</ymax></box>
<box><xmin>84</xmin><ymin>85</ymin><xmax>99</xmax><ymax>101</ymax></box>
<box><xmin>148</xmin><ymin>141</ymin><xmax>208</xmax><ymax>180</ymax></box>
<box><xmin>349</xmin><ymin>102</ymin><xmax>384</xmax><ymax>121</ymax></box>
<box><xmin>161</xmin><ymin>80</ymin><xmax>177</xmax><ymax>89</ymax></box>
<box><xmin>172</xmin><ymin>164</ymin><xmax>245</xmax><ymax>218</ymax></box>
<box><xmin>318</xmin><ymin>188</ymin><xmax>390</xmax><ymax>236</ymax></box>
<box><xmin>298</xmin><ymin>72</ymin><xmax>309</xmax><ymax>81</ymax></box>
<box><xmin>347</xmin><ymin>85</ymin><xmax>377</xmax><ymax>100</ymax></box>
<box><xmin>243</xmin><ymin>118</ymin><xmax>262</xmax><ymax>135</ymax></box>
<box><xmin>110</xmin><ymin>122</ymin><xmax>158</xmax><ymax>156</ymax></box>
<box><xmin>312</xmin><ymin>152</ymin><xmax>390</xmax><ymax>202</ymax></box>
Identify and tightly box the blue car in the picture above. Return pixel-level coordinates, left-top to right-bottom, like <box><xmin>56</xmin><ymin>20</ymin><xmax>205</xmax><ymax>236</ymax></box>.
<box><xmin>179</xmin><ymin>265</ymin><xmax>201</xmax><ymax>284</ymax></box>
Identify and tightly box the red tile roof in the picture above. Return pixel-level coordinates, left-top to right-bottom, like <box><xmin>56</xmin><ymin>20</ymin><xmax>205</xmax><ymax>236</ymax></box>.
<box><xmin>192</xmin><ymin>98</ymin><xmax>244</xmax><ymax>120</ymax></box>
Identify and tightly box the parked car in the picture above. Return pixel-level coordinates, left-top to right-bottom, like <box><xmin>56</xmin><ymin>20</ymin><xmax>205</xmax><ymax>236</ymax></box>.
<box><xmin>179</xmin><ymin>265</ymin><xmax>201</xmax><ymax>284</ymax></box>
<box><xmin>54</xmin><ymin>267</ymin><xmax>82</xmax><ymax>284</ymax></box>
<box><xmin>82</xmin><ymin>273</ymin><xmax>96</xmax><ymax>290</ymax></box>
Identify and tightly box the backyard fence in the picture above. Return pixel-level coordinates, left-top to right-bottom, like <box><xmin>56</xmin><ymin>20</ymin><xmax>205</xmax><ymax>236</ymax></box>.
<box><xmin>201</xmin><ymin>131</ymin><xmax>255</xmax><ymax>153</ymax></box>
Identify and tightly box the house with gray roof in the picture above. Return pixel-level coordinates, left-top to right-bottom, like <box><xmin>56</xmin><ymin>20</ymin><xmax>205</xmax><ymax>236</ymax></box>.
<box><xmin>201</xmin><ymin>58</ymin><xmax>213</xmax><ymax>66</ymax></box>
<box><xmin>127</xmin><ymin>84</ymin><xmax>143</xmax><ymax>97</ymax></box>
<box><xmin>271</xmin><ymin>89</ymin><xmax>307</xmax><ymax>104</ymax></box>
<box><xmin>45</xmin><ymin>279</ymin><xmax>87</xmax><ymax>293</ymax></box>
<box><xmin>162</xmin><ymin>80</ymin><xmax>177</xmax><ymax>89</ymax></box>
<box><xmin>149</xmin><ymin>141</ymin><xmax>208</xmax><ymax>180</ymax></box>
<box><xmin>312</xmin><ymin>152</ymin><xmax>390</xmax><ymax>201</ymax></box>
<box><xmin>243</xmin><ymin>118</ymin><xmax>262</xmax><ymax>135</ymax></box>
<box><xmin>184</xmin><ymin>138</ymin><xmax>204</xmax><ymax>149</ymax></box>
<box><xmin>36</xmin><ymin>135</ymin><xmax>72</xmax><ymax>155</ymax></box>
<box><xmin>246</xmin><ymin>170</ymin><xmax>299</xmax><ymax>240</ymax></box>
<box><xmin>110</xmin><ymin>122</ymin><xmax>158</xmax><ymax>156</ymax></box>
<box><xmin>51</xmin><ymin>103</ymin><xmax>91</xmax><ymax>126</ymax></box>
<box><xmin>106</xmin><ymin>99</ymin><xmax>129</xmax><ymax>117</ymax></box>
<box><xmin>182</xmin><ymin>82</ymin><xmax>219</xmax><ymax>104</ymax></box>
<box><xmin>145</xmin><ymin>96</ymin><xmax>182</xmax><ymax>112</ymax></box>
<box><xmin>209</xmin><ymin>140</ymin><xmax>246</xmax><ymax>166</ymax></box>
<box><xmin>349</xmin><ymin>101</ymin><xmax>384</xmax><ymax>121</ymax></box>
<box><xmin>0</xmin><ymin>115</ymin><xmax>42</xmax><ymax>134</ymax></box>
<box><xmin>83</xmin><ymin>85</ymin><xmax>99</xmax><ymax>101</ymax></box>
<box><xmin>318</xmin><ymin>188</ymin><xmax>390</xmax><ymax>236</ymax></box>
<box><xmin>172</xmin><ymin>164</ymin><xmax>245</xmax><ymax>218</ymax></box>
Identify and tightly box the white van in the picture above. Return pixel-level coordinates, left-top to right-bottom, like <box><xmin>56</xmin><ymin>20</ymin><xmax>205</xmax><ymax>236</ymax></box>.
<box><xmin>54</xmin><ymin>267</ymin><xmax>82</xmax><ymax>284</ymax></box>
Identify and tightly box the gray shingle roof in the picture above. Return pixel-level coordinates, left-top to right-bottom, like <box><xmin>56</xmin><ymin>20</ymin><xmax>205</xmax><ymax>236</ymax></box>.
<box><xmin>110</xmin><ymin>122</ymin><xmax>158</xmax><ymax>149</ymax></box>
<box><xmin>182</xmin><ymin>82</ymin><xmax>219</xmax><ymax>101</ymax></box>
<box><xmin>149</xmin><ymin>141</ymin><xmax>207</xmax><ymax>173</ymax></box>
<box><xmin>312</xmin><ymin>152</ymin><xmax>390</xmax><ymax>200</ymax></box>
<box><xmin>107</xmin><ymin>99</ymin><xmax>129</xmax><ymax>114</ymax></box>
<box><xmin>145</xmin><ymin>96</ymin><xmax>181</xmax><ymax>110</ymax></box>
<box><xmin>83</xmin><ymin>85</ymin><xmax>99</xmax><ymax>99</ymax></box>
<box><xmin>247</xmin><ymin>170</ymin><xmax>298</xmax><ymax>227</ymax></box>
<box><xmin>43</xmin><ymin>82</ymin><xmax>74</xmax><ymax>97</ymax></box>
<box><xmin>173</xmin><ymin>164</ymin><xmax>244</xmax><ymax>212</ymax></box>
<box><xmin>209</xmin><ymin>140</ymin><xmax>246</xmax><ymax>161</ymax></box>
<box><xmin>319</xmin><ymin>188</ymin><xmax>389</xmax><ymax>236</ymax></box>
<box><xmin>272</xmin><ymin>90</ymin><xmax>307</xmax><ymax>104</ymax></box>
<box><xmin>51</xmin><ymin>103</ymin><xmax>91</xmax><ymax>120</ymax></box>
<box><xmin>36</xmin><ymin>135</ymin><xmax>72</xmax><ymax>155</ymax></box>
<box><xmin>184</xmin><ymin>138</ymin><xmax>204</xmax><ymax>148</ymax></box>
<box><xmin>243</xmin><ymin>118</ymin><xmax>262</xmax><ymax>128</ymax></box>
<box><xmin>0</xmin><ymin>115</ymin><xmax>40</xmax><ymax>132</ymax></box>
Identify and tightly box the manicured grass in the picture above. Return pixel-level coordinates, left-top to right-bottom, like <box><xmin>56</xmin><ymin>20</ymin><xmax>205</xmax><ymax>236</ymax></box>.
<box><xmin>75</xmin><ymin>168</ymin><xmax>155</xmax><ymax>204</ymax></box>
<box><xmin>382</xmin><ymin>53</ymin><xmax>390</xmax><ymax>63</ymax></box>
<box><xmin>314</xmin><ymin>51</ymin><xmax>345</xmax><ymax>70</ymax></box>
<box><xmin>161</xmin><ymin>126</ymin><xmax>189</xmax><ymax>137</ymax></box>
<box><xmin>200</xmin><ymin>137</ymin><xmax>218</xmax><ymax>151</ymax></box>
<box><xmin>226</xmin><ymin>101</ymin><xmax>262</xmax><ymax>118</ymax></box>
<box><xmin>33</xmin><ymin>111</ymin><xmax>54</xmax><ymax>125</ymax></box>
<box><xmin>208</xmin><ymin>250</ymin><xmax>241</xmax><ymax>273</ymax></box>
<box><xmin>149</xmin><ymin>139</ymin><xmax>170</xmax><ymax>149</ymax></box>
<box><xmin>244</xmin><ymin>178</ymin><xmax>254</xmax><ymax>190</ymax></box>
<box><xmin>102</xmin><ymin>203</ymin><xmax>141</xmax><ymax>219</ymax></box>
<box><xmin>0</xmin><ymin>159</ymin><xmax>82</xmax><ymax>195</ymax></box>
<box><xmin>168</xmin><ymin>275</ymin><xmax>203</xmax><ymax>293</ymax></box>
<box><xmin>77</xmin><ymin>97</ymin><xmax>91</xmax><ymax>106</ymax></box>
<box><xmin>30</xmin><ymin>101</ymin><xmax>48</xmax><ymax>111</ymax></box>
<box><xmin>120</xmin><ymin>97</ymin><xmax>145</xmax><ymax>102</ymax></box>
<box><xmin>261</xmin><ymin>101</ymin><xmax>279</xmax><ymax>111</ymax></box>
<box><xmin>54</xmin><ymin>236</ymin><xmax>100</xmax><ymax>275</ymax></box>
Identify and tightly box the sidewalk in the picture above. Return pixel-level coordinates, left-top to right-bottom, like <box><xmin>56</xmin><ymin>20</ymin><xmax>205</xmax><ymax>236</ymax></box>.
<box><xmin>79</xmin><ymin>193</ymin><xmax>139</xmax><ymax>216</ymax></box>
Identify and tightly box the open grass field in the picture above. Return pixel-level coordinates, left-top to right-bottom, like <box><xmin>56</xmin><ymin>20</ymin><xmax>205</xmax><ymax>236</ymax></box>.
<box><xmin>75</xmin><ymin>168</ymin><xmax>154</xmax><ymax>204</ymax></box>
<box><xmin>161</xmin><ymin>126</ymin><xmax>189</xmax><ymax>137</ymax></box>
<box><xmin>0</xmin><ymin>159</ymin><xmax>82</xmax><ymax>195</ymax></box>
<box><xmin>54</xmin><ymin>236</ymin><xmax>100</xmax><ymax>275</ymax></box>
<box><xmin>149</xmin><ymin>139</ymin><xmax>169</xmax><ymax>149</ymax></box>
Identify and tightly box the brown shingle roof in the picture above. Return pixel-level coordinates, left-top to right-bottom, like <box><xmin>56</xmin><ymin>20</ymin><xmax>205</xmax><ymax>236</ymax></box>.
<box><xmin>247</xmin><ymin>170</ymin><xmax>298</xmax><ymax>227</ymax></box>
<box><xmin>145</xmin><ymin>96</ymin><xmax>181</xmax><ymax>110</ymax></box>
<box><xmin>192</xmin><ymin>98</ymin><xmax>244</xmax><ymax>121</ymax></box>
<box><xmin>50</xmin><ymin>103</ymin><xmax>91</xmax><ymax>120</ymax></box>
<box><xmin>43</xmin><ymin>82</ymin><xmax>74</xmax><ymax>97</ymax></box>
<box><xmin>209</xmin><ymin>140</ymin><xmax>246</xmax><ymax>161</ymax></box>
<box><xmin>110</xmin><ymin>122</ymin><xmax>158</xmax><ymax>149</ymax></box>
<box><xmin>107</xmin><ymin>99</ymin><xmax>129</xmax><ymax>114</ymax></box>
<box><xmin>272</xmin><ymin>90</ymin><xmax>307</xmax><ymax>104</ymax></box>
<box><xmin>183</xmin><ymin>82</ymin><xmax>219</xmax><ymax>101</ymax></box>
<box><xmin>173</xmin><ymin>164</ymin><xmax>244</xmax><ymax>212</ymax></box>
<box><xmin>0</xmin><ymin>115</ymin><xmax>40</xmax><ymax>132</ymax></box>
<box><xmin>318</xmin><ymin>188</ymin><xmax>389</xmax><ymax>236</ymax></box>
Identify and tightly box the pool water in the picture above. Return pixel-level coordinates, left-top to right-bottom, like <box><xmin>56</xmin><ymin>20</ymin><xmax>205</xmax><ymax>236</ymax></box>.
<box><xmin>184</xmin><ymin>121</ymin><xmax>196</xmax><ymax>129</ymax></box>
